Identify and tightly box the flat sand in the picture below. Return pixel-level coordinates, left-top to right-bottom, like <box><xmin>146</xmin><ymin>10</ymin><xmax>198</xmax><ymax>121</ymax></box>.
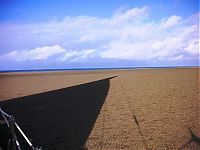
<box><xmin>0</xmin><ymin>68</ymin><xmax>199</xmax><ymax>149</ymax></box>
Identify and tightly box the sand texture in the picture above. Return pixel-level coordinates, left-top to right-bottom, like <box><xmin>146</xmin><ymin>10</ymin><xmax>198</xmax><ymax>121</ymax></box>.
<box><xmin>0</xmin><ymin>68</ymin><xmax>199</xmax><ymax>149</ymax></box>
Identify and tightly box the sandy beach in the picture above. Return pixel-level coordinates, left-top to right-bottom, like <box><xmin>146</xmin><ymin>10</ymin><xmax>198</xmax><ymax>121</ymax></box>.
<box><xmin>0</xmin><ymin>68</ymin><xmax>199</xmax><ymax>149</ymax></box>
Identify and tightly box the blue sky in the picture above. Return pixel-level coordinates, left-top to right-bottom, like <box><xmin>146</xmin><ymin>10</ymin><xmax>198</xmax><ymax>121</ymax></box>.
<box><xmin>0</xmin><ymin>0</ymin><xmax>199</xmax><ymax>70</ymax></box>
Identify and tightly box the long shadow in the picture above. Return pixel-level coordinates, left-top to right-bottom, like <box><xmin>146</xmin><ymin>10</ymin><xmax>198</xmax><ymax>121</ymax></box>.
<box><xmin>0</xmin><ymin>76</ymin><xmax>116</xmax><ymax>150</ymax></box>
<box><xmin>133</xmin><ymin>115</ymin><xmax>149</xmax><ymax>150</ymax></box>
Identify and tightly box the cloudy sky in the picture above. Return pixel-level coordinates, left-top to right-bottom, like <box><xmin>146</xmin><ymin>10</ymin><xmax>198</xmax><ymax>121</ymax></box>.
<box><xmin>0</xmin><ymin>0</ymin><xmax>199</xmax><ymax>70</ymax></box>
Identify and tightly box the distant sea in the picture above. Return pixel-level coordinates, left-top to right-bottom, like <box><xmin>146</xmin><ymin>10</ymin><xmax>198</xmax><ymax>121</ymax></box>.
<box><xmin>0</xmin><ymin>66</ymin><xmax>197</xmax><ymax>73</ymax></box>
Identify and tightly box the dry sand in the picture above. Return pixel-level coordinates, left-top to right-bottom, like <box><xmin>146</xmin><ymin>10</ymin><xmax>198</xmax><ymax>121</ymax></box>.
<box><xmin>0</xmin><ymin>68</ymin><xmax>199</xmax><ymax>149</ymax></box>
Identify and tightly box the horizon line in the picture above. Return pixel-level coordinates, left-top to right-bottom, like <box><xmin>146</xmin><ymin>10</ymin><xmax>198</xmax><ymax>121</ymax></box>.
<box><xmin>0</xmin><ymin>65</ymin><xmax>199</xmax><ymax>73</ymax></box>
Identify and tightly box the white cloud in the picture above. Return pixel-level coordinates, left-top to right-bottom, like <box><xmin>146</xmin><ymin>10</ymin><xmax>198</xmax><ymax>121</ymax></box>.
<box><xmin>112</xmin><ymin>6</ymin><xmax>149</xmax><ymax>23</ymax></box>
<box><xmin>100</xmin><ymin>11</ymin><xmax>198</xmax><ymax>61</ymax></box>
<box><xmin>1</xmin><ymin>45</ymin><xmax>65</xmax><ymax>61</ymax></box>
<box><xmin>1</xmin><ymin>45</ymin><xmax>96</xmax><ymax>62</ymax></box>
<box><xmin>0</xmin><ymin>6</ymin><xmax>199</xmax><ymax>63</ymax></box>
<box><xmin>184</xmin><ymin>38</ymin><xmax>199</xmax><ymax>55</ymax></box>
<box><xmin>60</xmin><ymin>49</ymin><xmax>96</xmax><ymax>62</ymax></box>
<box><xmin>160</xmin><ymin>15</ymin><xmax>182</xmax><ymax>29</ymax></box>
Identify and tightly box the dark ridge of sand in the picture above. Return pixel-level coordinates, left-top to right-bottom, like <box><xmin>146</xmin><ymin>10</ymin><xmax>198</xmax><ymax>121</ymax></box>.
<box><xmin>0</xmin><ymin>68</ymin><xmax>199</xmax><ymax>149</ymax></box>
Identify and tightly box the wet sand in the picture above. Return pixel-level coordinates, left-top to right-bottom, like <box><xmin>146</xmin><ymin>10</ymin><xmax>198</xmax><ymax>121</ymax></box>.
<box><xmin>0</xmin><ymin>68</ymin><xmax>199</xmax><ymax>149</ymax></box>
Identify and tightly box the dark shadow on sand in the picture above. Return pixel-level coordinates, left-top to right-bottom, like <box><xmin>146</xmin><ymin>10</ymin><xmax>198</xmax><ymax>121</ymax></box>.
<box><xmin>0</xmin><ymin>76</ymin><xmax>116</xmax><ymax>150</ymax></box>
<box><xmin>178</xmin><ymin>128</ymin><xmax>200</xmax><ymax>149</ymax></box>
<box><xmin>133</xmin><ymin>115</ymin><xmax>149</xmax><ymax>150</ymax></box>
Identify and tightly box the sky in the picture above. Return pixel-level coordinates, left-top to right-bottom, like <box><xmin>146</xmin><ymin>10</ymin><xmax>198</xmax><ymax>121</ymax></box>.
<box><xmin>0</xmin><ymin>0</ymin><xmax>199</xmax><ymax>70</ymax></box>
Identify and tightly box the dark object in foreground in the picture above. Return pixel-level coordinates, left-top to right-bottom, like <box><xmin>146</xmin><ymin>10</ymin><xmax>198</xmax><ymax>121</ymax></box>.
<box><xmin>0</xmin><ymin>76</ymin><xmax>116</xmax><ymax>150</ymax></box>
<box><xmin>0</xmin><ymin>117</ymin><xmax>10</xmax><ymax>150</ymax></box>
<box><xmin>0</xmin><ymin>108</ymin><xmax>41</xmax><ymax>150</ymax></box>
